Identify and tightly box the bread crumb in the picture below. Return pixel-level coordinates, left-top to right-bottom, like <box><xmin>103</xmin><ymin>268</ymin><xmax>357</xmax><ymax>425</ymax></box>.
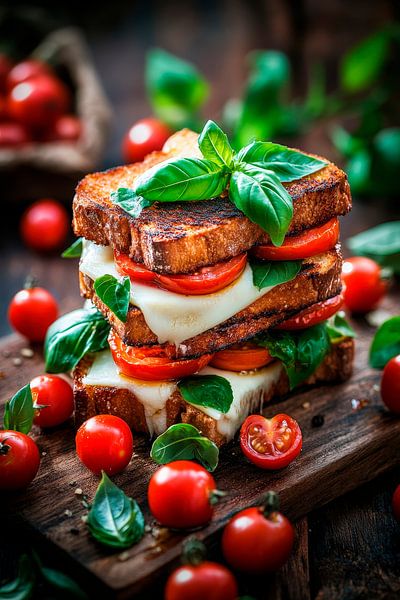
<box><xmin>20</xmin><ymin>348</ymin><xmax>34</xmax><ymax>358</ymax></box>
<box><xmin>12</xmin><ymin>357</ymin><xmax>22</xmax><ymax>366</ymax></box>
<box><xmin>302</xmin><ymin>401</ymin><xmax>310</xmax><ymax>409</ymax></box>
<box><xmin>118</xmin><ymin>551</ymin><xmax>130</xmax><ymax>562</ymax></box>
<box><xmin>64</xmin><ymin>509</ymin><xmax>73</xmax><ymax>517</ymax></box>
<box><xmin>74</xmin><ymin>488</ymin><xmax>83</xmax><ymax>496</ymax></box>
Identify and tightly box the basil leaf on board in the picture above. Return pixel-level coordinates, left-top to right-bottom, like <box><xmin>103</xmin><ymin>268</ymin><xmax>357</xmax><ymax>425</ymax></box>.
<box><xmin>0</xmin><ymin>554</ymin><xmax>35</xmax><ymax>600</ymax></box>
<box><xmin>237</xmin><ymin>141</ymin><xmax>327</xmax><ymax>182</ymax></box>
<box><xmin>40</xmin><ymin>568</ymin><xmax>88</xmax><ymax>599</ymax></box>
<box><xmin>3</xmin><ymin>384</ymin><xmax>34</xmax><ymax>434</ymax></box>
<box><xmin>369</xmin><ymin>316</ymin><xmax>400</xmax><ymax>369</ymax></box>
<box><xmin>198</xmin><ymin>120</ymin><xmax>234</xmax><ymax>169</ymax></box>
<box><xmin>229</xmin><ymin>166</ymin><xmax>293</xmax><ymax>246</ymax></box>
<box><xmin>135</xmin><ymin>158</ymin><xmax>229</xmax><ymax>202</ymax></box>
<box><xmin>45</xmin><ymin>307</ymin><xmax>110</xmax><ymax>374</ymax></box>
<box><xmin>258</xmin><ymin>324</ymin><xmax>330</xmax><ymax>389</ymax></box>
<box><xmin>62</xmin><ymin>238</ymin><xmax>83</xmax><ymax>259</ymax></box>
<box><xmin>348</xmin><ymin>222</ymin><xmax>400</xmax><ymax>274</ymax></box>
<box><xmin>150</xmin><ymin>423</ymin><xmax>219</xmax><ymax>472</ymax></box>
<box><xmin>110</xmin><ymin>188</ymin><xmax>153</xmax><ymax>218</ymax></box>
<box><xmin>340</xmin><ymin>30</ymin><xmax>389</xmax><ymax>93</ymax></box>
<box><xmin>326</xmin><ymin>312</ymin><xmax>356</xmax><ymax>341</ymax></box>
<box><xmin>249</xmin><ymin>258</ymin><xmax>301</xmax><ymax>290</ymax></box>
<box><xmin>87</xmin><ymin>472</ymin><xmax>145</xmax><ymax>549</ymax></box>
<box><xmin>94</xmin><ymin>274</ymin><xmax>130</xmax><ymax>323</ymax></box>
<box><xmin>178</xmin><ymin>375</ymin><xmax>233</xmax><ymax>414</ymax></box>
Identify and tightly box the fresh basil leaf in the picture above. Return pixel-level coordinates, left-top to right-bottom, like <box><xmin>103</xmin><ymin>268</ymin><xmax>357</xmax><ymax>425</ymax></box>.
<box><xmin>178</xmin><ymin>375</ymin><xmax>233</xmax><ymax>414</ymax></box>
<box><xmin>348</xmin><ymin>222</ymin><xmax>400</xmax><ymax>258</ymax></box>
<box><xmin>40</xmin><ymin>568</ymin><xmax>87</xmax><ymax>599</ymax></box>
<box><xmin>346</xmin><ymin>149</ymin><xmax>371</xmax><ymax>194</ymax></box>
<box><xmin>146</xmin><ymin>48</ymin><xmax>208</xmax><ymax>130</ymax></box>
<box><xmin>340</xmin><ymin>30</ymin><xmax>389</xmax><ymax>93</ymax></box>
<box><xmin>198</xmin><ymin>120</ymin><xmax>234</xmax><ymax>168</ymax></box>
<box><xmin>237</xmin><ymin>141</ymin><xmax>327</xmax><ymax>182</ymax></box>
<box><xmin>136</xmin><ymin>158</ymin><xmax>229</xmax><ymax>202</ymax></box>
<box><xmin>3</xmin><ymin>384</ymin><xmax>34</xmax><ymax>434</ymax></box>
<box><xmin>110</xmin><ymin>188</ymin><xmax>152</xmax><ymax>218</ymax></box>
<box><xmin>45</xmin><ymin>307</ymin><xmax>110</xmax><ymax>373</ymax></box>
<box><xmin>326</xmin><ymin>312</ymin><xmax>356</xmax><ymax>341</ymax></box>
<box><xmin>94</xmin><ymin>275</ymin><xmax>130</xmax><ymax>323</ymax></box>
<box><xmin>229</xmin><ymin>166</ymin><xmax>293</xmax><ymax>246</ymax></box>
<box><xmin>151</xmin><ymin>424</ymin><xmax>219</xmax><ymax>472</ymax></box>
<box><xmin>0</xmin><ymin>555</ymin><xmax>35</xmax><ymax>600</ymax></box>
<box><xmin>369</xmin><ymin>316</ymin><xmax>400</xmax><ymax>369</ymax></box>
<box><xmin>62</xmin><ymin>238</ymin><xmax>83</xmax><ymax>259</ymax></box>
<box><xmin>249</xmin><ymin>258</ymin><xmax>301</xmax><ymax>290</ymax></box>
<box><xmin>87</xmin><ymin>472</ymin><xmax>145</xmax><ymax>549</ymax></box>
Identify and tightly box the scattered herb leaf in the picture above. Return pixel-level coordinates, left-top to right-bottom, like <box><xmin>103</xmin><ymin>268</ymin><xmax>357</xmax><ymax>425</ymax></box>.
<box><xmin>3</xmin><ymin>384</ymin><xmax>34</xmax><ymax>434</ymax></box>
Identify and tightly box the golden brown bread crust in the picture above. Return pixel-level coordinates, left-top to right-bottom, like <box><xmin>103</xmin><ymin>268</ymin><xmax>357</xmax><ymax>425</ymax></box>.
<box><xmin>73</xmin><ymin>129</ymin><xmax>351</xmax><ymax>274</ymax></box>
<box><xmin>73</xmin><ymin>338</ymin><xmax>354</xmax><ymax>446</ymax></box>
<box><xmin>79</xmin><ymin>246</ymin><xmax>343</xmax><ymax>358</ymax></box>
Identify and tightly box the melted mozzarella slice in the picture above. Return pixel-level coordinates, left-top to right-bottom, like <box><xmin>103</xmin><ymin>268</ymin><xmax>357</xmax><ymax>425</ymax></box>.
<box><xmin>80</xmin><ymin>240</ymin><xmax>277</xmax><ymax>347</ymax></box>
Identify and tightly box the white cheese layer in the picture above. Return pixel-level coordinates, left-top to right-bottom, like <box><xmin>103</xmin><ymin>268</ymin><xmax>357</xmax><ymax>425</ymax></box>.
<box><xmin>80</xmin><ymin>240</ymin><xmax>277</xmax><ymax>348</ymax></box>
<box><xmin>82</xmin><ymin>350</ymin><xmax>283</xmax><ymax>441</ymax></box>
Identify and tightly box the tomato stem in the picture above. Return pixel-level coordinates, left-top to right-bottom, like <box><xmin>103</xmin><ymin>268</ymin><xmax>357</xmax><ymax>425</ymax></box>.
<box><xmin>24</xmin><ymin>274</ymin><xmax>39</xmax><ymax>289</ymax></box>
<box><xmin>261</xmin><ymin>490</ymin><xmax>280</xmax><ymax>518</ymax></box>
<box><xmin>181</xmin><ymin>536</ymin><xmax>207</xmax><ymax>566</ymax></box>
<box><xmin>209</xmin><ymin>489</ymin><xmax>226</xmax><ymax>506</ymax></box>
<box><xmin>0</xmin><ymin>440</ymin><xmax>11</xmax><ymax>455</ymax></box>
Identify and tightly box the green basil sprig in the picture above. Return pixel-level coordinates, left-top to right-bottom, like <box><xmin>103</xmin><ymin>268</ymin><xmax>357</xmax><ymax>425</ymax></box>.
<box><xmin>62</xmin><ymin>238</ymin><xmax>83</xmax><ymax>259</ymax></box>
<box><xmin>326</xmin><ymin>312</ymin><xmax>356</xmax><ymax>342</ymax></box>
<box><xmin>87</xmin><ymin>472</ymin><xmax>145</xmax><ymax>549</ymax></box>
<box><xmin>369</xmin><ymin>316</ymin><xmax>400</xmax><ymax>369</ymax></box>
<box><xmin>94</xmin><ymin>274</ymin><xmax>130</xmax><ymax>323</ymax></box>
<box><xmin>130</xmin><ymin>120</ymin><xmax>326</xmax><ymax>246</ymax></box>
<box><xmin>3</xmin><ymin>383</ymin><xmax>34</xmax><ymax>434</ymax></box>
<box><xmin>249</xmin><ymin>257</ymin><xmax>301</xmax><ymax>290</ymax></box>
<box><xmin>110</xmin><ymin>188</ymin><xmax>152</xmax><ymax>218</ymax></box>
<box><xmin>45</xmin><ymin>306</ymin><xmax>110</xmax><ymax>373</ymax></box>
<box><xmin>178</xmin><ymin>374</ymin><xmax>233</xmax><ymax>414</ymax></box>
<box><xmin>348</xmin><ymin>221</ymin><xmax>400</xmax><ymax>275</ymax></box>
<box><xmin>151</xmin><ymin>423</ymin><xmax>219</xmax><ymax>472</ymax></box>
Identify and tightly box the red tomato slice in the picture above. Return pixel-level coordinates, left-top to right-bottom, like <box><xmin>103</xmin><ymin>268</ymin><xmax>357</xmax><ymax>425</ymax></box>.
<box><xmin>253</xmin><ymin>218</ymin><xmax>339</xmax><ymax>260</ymax></box>
<box><xmin>114</xmin><ymin>251</ymin><xmax>247</xmax><ymax>295</ymax></box>
<box><xmin>275</xmin><ymin>293</ymin><xmax>344</xmax><ymax>330</ymax></box>
<box><xmin>240</xmin><ymin>414</ymin><xmax>302</xmax><ymax>470</ymax></box>
<box><xmin>109</xmin><ymin>330</ymin><xmax>213</xmax><ymax>381</ymax></box>
<box><xmin>210</xmin><ymin>343</ymin><xmax>273</xmax><ymax>372</ymax></box>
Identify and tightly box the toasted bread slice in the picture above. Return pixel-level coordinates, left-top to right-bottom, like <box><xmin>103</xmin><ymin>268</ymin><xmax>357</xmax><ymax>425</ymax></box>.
<box><xmin>73</xmin><ymin>130</ymin><xmax>351</xmax><ymax>275</ymax></box>
<box><xmin>74</xmin><ymin>338</ymin><xmax>354</xmax><ymax>446</ymax></box>
<box><xmin>79</xmin><ymin>246</ymin><xmax>342</xmax><ymax>358</ymax></box>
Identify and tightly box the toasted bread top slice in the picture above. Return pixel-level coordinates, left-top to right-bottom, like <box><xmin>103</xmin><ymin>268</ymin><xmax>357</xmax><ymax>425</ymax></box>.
<box><xmin>74</xmin><ymin>129</ymin><xmax>351</xmax><ymax>274</ymax></box>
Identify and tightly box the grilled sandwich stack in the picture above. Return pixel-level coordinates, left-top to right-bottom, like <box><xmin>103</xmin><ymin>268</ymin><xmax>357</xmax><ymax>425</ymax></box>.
<box><xmin>61</xmin><ymin>125</ymin><xmax>354</xmax><ymax>446</ymax></box>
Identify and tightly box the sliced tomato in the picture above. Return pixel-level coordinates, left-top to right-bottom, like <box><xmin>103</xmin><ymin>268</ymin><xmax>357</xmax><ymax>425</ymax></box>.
<box><xmin>276</xmin><ymin>293</ymin><xmax>344</xmax><ymax>330</ymax></box>
<box><xmin>240</xmin><ymin>414</ymin><xmax>302</xmax><ymax>470</ymax></box>
<box><xmin>109</xmin><ymin>330</ymin><xmax>213</xmax><ymax>381</ymax></box>
<box><xmin>253</xmin><ymin>218</ymin><xmax>339</xmax><ymax>261</ymax></box>
<box><xmin>114</xmin><ymin>251</ymin><xmax>247</xmax><ymax>295</ymax></box>
<box><xmin>210</xmin><ymin>343</ymin><xmax>273</xmax><ymax>372</ymax></box>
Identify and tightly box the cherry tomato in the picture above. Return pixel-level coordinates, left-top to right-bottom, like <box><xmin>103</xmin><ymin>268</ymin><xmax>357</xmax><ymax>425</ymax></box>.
<box><xmin>392</xmin><ymin>484</ymin><xmax>400</xmax><ymax>522</ymax></box>
<box><xmin>20</xmin><ymin>199</ymin><xmax>70</xmax><ymax>252</ymax></box>
<box><xmin>7</xmin><ymin>74</ymin><xmax>70</xmax><ymax>129</ymax></box>
<box><xmin>122</xmin><ymin>117</ymin><xmax>171</xmax><ymax>163</ymax></box>
<box><xmin>275</xmin><ymin>293</ymin><xmax>344</xmax><ymax>330</ymax></box>
<box><xmin>222</xmin><ymin>492</ymin><xmax>294</xmax><ymax>573</ymax></box>
<box><xmin>8</xmin><ymin>286</ymin><xmax>58</xmax><ymax>342</ymax></box>
<box><xmin>148</xmin><ymin>461</ymin><xmax>216</xmax><ymax>528</ymax></box>
<box><xmin>240</xmin><ymin>414</ymin><xmax>302</xmax><ymax>470</ymax></box>
<box><xmin>115</xmin><ymin>251</ymin><xmax>247</xmax><ymax>296</ymax></box>
<box><xmin>30</xmin><ymin>375</ymin><xmax>74</xmax><ymax>428</ymax></box>
<box><xmin>342</xmin><ymin>257</ymin><xmax>387</xmax><ymax>314</ymax></box>
<box><xmin>380</xmin><ymin>355</ymin><xmax>400</xmax><ymax>414</ymax></box>
<box><xmin>0</xmin><ymin>430</ymin><xmax>40</xmax><ymax>490</ymax></box>
<box><xmin>75</xmin><ymin>415</ymin><xmax>133</xmax><ymax>475</ymax></box>
<box><xmin>254</xmin><ymin>218</ymin><xmax>339</xmax><ymax>260</ymax></box>
<box><xmin>6</xmin><ymin>59</ymin><xmax>51</xmax><ymax>91</ymax></box>
<box><xmin>0</xmin><ymin>121</ymin><xmax>30</xmax><ymax>147</ymax></box>
<box><xmin>210</xmin><ymin>342</ymin><xmax>273</xmax><ymax>372</ymax></box>
<box><xmin>0</xmin><ymin>53</ymin><xmax>13</xmax><ymax>93</ymax></box>
<box><xmin>109</xmin><ymin>330</ymin><xmax>212</xmax><ymax>381</ymax></box>
<box><xmin>165</xmin><ymin>561</ymin><xmax>238</xmax><ymax>600</ymax></box>
<box><xmin>44</xmin><ymin>114</ymin><xmax>82</xmax><ymax>142</ymax></box>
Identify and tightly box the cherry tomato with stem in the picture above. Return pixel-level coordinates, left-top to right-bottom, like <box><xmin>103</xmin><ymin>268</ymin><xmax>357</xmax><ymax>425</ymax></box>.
<box><xmin>122</xmin><ymin>117</ymin><xmax>171</xmax><ymax>163</ymax></box>
<box><xmin>341</xmin><ymin>257</ymin><xmax>388</xmax><ymax>314</ymax></box>
<box><xmin>0</xmin><ymin>430</ymin><xmax>40</xmax><ymax>490</ymax></box>
<box><xmin>392</xmin><ymin>484</ymin><xmax>400</xmax><ymax>522</ymax></box>
<box><xmin>380</xmin><ymin>355</ymin><xmax>400</xmax><ymax>414</ymax></box>
<box><xmin>75</xmin><ymin>415</ymin><xmax>133</xmax><ymax>475</ymax></box>
<box><xmin>148</xmin><ymin>461</ymin><xmax>220</xmax><ymax>529</ymax></box>
<box><xmin>165</xmin><ymin>537</ymin><xmax>238</xmax><ymax>600</ymax></box>
<box><xmin>222</xmin><ymin>491</ymin><xmax>294</xmax><ymax>573</ymax></box>
<box><xmin>8</xmin><ymin>283</ymin><xmax>58</xmax><ymax>342</ymax></box>
<box><xmin>30</xmin><ymin>375</ymin><xmax>74</xmax><ymax>428</ymax></box>
<box><xmin>6</xmin><ymin>59</ymin><xmax>51</xmax><ymax>91</ymax></box>
<box><xmin>21</xmin><ymin>199</ymin><xmax>70</xmax><ymax>252</ymax></box>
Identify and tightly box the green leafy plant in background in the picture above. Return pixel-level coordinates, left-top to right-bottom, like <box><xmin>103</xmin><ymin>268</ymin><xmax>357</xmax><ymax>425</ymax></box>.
<box><xmin>348</xmin><ymin>221</ymin><xmax>400</xmax><ymax>275</ymax></box>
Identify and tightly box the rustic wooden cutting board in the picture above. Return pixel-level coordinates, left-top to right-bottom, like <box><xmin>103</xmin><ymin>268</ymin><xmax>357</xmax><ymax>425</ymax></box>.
<box><xmin>1</xmin><ymin>296</ymin><xmax>399</xmax><ymax>598</ymax></box>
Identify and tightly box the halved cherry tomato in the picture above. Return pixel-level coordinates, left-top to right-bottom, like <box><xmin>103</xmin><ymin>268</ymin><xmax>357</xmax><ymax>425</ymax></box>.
<box><xmin>253</xmin><ymin>218</ymin><xmax>339</xmax><ymax>260</ymax></box>
<box><xmin>210</xmin><ymin>342</ymin><xmax>273</xmax><ymax>372</ymax></box>
<box><xmin>342</xmin><ymin>256</ymin><xmax>387</xmax><ymax>314</ymax></box>
<box><xmin>240</xmin><ymin>414</ymin><xmax>302</xmax><ymax>470</ymax></box>
<box><xmin>115</xmin><ymin>251</ymin><xmax>247</xmax><ymax>295</ymax></box>
<box><xmin>276</xmin><ymin>293</ymin><xmax>344</xmax><ymax>330</ymax></box>
<box><xmin>109</xmin><ymin>329</ymin><xmax>212</xmax><ymax>381</ymax></box>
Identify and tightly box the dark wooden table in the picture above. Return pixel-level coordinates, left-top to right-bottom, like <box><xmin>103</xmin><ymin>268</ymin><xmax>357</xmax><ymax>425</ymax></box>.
<box><xmin>1</xmin><ymin>1</ymin><xmax>400</xmax><ymax>598</ymax></box>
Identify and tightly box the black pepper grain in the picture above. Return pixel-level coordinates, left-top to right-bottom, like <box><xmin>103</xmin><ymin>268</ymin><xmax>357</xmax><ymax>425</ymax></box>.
<box><xmin>311</xmin><ymin>414</ymin><xmax>325</xmax><ymax>428</ymax></box>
